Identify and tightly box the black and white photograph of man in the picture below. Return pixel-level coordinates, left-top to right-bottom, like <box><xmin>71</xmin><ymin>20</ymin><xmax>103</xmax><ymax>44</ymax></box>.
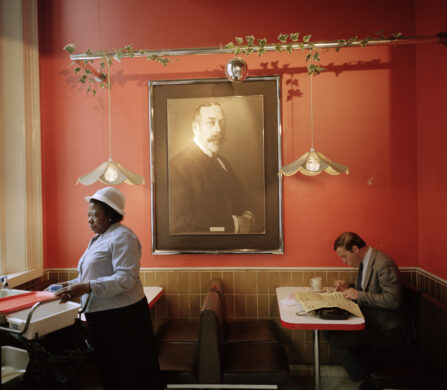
<box><xmin>167</xmin><ymin>96</ymin><xmax>265</xmax><ymax>235</ymax></box>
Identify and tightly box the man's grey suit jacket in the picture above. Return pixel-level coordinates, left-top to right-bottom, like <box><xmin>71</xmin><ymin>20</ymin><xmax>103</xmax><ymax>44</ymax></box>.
<box><xmin>357</xmin><ymin>248</ymin><xmax>405</xmax><ymax>331</ymax></box>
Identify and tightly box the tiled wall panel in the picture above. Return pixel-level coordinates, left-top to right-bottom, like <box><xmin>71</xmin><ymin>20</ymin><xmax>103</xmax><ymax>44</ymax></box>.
<box><xmin>39</xmin><ymin>268</ymin><xmax>445</xmax><ymax>365</ymax></box>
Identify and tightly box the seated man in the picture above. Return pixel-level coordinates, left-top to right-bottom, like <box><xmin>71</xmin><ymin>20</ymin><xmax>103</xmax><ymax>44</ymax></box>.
<box><xmin>325</xmin><ymin>232</ymin><xmax>405</xmax><ymax>390</ymax></box>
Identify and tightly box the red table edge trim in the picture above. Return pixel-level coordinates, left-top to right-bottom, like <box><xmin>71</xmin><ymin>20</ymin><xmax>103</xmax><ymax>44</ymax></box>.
<box><xmin>280</xmin><ymin>318</ymin><xmax>365</xmax><ymax>330</ymax></box>
<box><xmin>148</xmin><ymin>288</ymin><xmax>164</xmax><ymax>309</ymax></box>
<box><xmin>0</xmin><ymin>292</ymin><xmax>57</xmax><ymax>314</ymax></box>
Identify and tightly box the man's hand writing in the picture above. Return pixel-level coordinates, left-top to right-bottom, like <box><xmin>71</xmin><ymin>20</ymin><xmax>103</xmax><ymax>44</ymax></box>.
<box><xmin>334</xmin><ymin>280</ymin><xmax>350</xmax><ymax>291</ymax></box>
<box><xmin>342</xmin><ymin>288</ymin><xmax>359</xmax><ymax>301</ymax></box>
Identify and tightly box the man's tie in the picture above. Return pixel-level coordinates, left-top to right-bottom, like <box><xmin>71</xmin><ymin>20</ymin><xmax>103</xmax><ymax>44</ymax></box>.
<box><xmin>356</xmin><ymin>262</ymin><xmax>364</xmax><ymax>291</ymax></box>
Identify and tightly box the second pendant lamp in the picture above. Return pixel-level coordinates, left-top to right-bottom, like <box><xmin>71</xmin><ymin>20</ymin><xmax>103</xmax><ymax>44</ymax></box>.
<box><xmin>280</xmin><ymin>72</ymin><xmax>349</xmax><ymax>176</ymax></box>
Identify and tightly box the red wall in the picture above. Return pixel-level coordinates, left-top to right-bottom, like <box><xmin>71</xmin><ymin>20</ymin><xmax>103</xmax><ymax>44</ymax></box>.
<box><xmin>415</xmin><ymin>0</ymin><xmax>447</xmax><ymax>279</ymax></box>
<box><xmin>39</xmin><ymin>0</ymin><xmax>433</xmax><ymax>271</ymax></box>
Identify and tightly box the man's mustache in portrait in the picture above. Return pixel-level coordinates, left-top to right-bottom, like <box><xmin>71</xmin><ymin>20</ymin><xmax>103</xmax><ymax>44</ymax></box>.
<box><xmin>208</xmin><ymin>134</ymin><xmax>225</xmax><ymax>144</ymax></box>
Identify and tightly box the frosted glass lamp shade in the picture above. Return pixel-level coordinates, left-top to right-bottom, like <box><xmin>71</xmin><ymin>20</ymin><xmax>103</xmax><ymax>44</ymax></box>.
<box><xmin>280</xmin><ymin>148</ymin><xmax>349</xmax><ymax>176</ymax></box>
<box><xmin>76</xmin><ymin>158</ymin><xmax>145</xmax><ymax>185</ymax></box>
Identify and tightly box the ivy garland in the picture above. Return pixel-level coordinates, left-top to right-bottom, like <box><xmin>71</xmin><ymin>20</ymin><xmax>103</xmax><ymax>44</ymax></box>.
<box><xmin>63</xmin><ymin>31</ymin><xmax>402</xmax><ymax>94</ymax></box>
<box><xmin>224</xmin><ymin>31</ymin><xmax>402</xmax><ymax>75</ymax></box>
<box><xmin>63</xmin><ymin>43</ymin><xmax>170</xmax><ymax>95</ymax></box>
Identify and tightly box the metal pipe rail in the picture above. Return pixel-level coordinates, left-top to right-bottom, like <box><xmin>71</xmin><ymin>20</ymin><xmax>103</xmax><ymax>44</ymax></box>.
<box><xmin>69</xmin><ymin>33</ymin><xmax>447</xmax><ymax>61</ymax></box>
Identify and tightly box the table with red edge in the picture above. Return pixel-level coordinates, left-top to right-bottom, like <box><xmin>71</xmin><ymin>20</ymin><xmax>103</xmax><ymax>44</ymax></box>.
<box><xmin>143</xmin><ymin>286</ymin><xmax>164</xmax><ymax>309</ymax></box>
<box><xmin>276</xmin><ymin>287</ymin><xmax>365</xmax><ymax>390</ymax></box>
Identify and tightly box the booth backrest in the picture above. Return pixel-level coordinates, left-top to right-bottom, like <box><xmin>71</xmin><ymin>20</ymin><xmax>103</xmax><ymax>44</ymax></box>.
<box><xmin>401</xmin><ymin>281</ymin><xmax>423</xmax><ymax>348</ymax></box>
<box><xmin>418</xmin><ymin>292</ymin><xmax>447</xmax><ymax>383</ymax></box>
<box><xmin>197</xmin><ymin>291</ymin><xmax>224</xmax><ymax>384</ymax></box>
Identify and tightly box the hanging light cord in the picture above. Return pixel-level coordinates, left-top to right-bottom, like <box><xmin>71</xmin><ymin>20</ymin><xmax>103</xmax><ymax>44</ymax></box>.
<box><xmin>107</xmin><ymin>62</ymin><xmax>113</xmax><ymax>159</ymax></box>
<box><xmin>310</xmin><ymin>72</ymin><xmax>314</xmax><ymax>150</ymax></box>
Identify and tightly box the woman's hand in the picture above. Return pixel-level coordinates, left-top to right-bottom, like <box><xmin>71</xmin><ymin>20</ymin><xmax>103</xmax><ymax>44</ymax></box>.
<box><xmin>55</xmin><ymin>282</ymin><xmax>90</xmax><ymax>303</ymax></box>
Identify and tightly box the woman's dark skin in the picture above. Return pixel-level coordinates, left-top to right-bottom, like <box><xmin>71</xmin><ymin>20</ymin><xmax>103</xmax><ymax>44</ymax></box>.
<box><xmin>56</xmin><ymin>201</ymin><xmax>112</xmax><ymax>303</ymax></box>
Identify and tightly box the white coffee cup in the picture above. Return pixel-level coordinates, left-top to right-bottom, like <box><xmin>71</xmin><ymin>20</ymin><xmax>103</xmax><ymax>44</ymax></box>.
<box><xmin>310</xmin><ymin>277</ymin><xmax>322</xmax><ymax>291</ymax></box>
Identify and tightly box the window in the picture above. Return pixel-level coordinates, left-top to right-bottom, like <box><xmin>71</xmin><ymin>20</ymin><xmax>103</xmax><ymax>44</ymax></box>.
<box><xmin>0</xmin><ymin>0</ymin><xmax>43</xmax><ymax>286</ymax></box>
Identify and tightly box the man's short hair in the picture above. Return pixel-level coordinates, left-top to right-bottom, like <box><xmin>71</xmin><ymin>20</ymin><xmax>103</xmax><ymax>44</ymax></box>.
<box><xmin>192</xmin><ymin>102</ymin><xmax>223</xmax><ymax>123</ymax></box>
<box><xmin>333</xmin><ymin>232</ymin><xmax>366</xmax><ymax>252</ymax></box>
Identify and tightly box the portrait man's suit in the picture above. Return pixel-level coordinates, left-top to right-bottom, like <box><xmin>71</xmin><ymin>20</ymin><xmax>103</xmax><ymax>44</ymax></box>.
<box><xmin>326</xmin><ymin>248</ymin><xmax>405</xmax><ymax>382</ymax></box>
<box><xmin>169</xmin><ymin>142</ymin><xmax>251</xmax><ymax>234</ymax></box>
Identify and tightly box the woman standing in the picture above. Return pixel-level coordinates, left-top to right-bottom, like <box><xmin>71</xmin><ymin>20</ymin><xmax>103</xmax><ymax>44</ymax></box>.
<box><xmin>57</xmin><ymin>187</ymin><xmax>162</xmax><ymax>390</ymax></box>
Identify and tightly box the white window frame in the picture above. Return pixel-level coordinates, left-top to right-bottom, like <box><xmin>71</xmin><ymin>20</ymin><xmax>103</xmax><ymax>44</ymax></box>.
<box><xmin>0</xmin><ymin>0</ymin><xmax>43</xmax><ymax>286</ymax></box>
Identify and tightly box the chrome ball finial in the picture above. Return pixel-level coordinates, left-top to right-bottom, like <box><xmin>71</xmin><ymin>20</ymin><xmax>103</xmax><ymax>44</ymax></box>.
<box><xmin>225</xmin><ymin>57</ymin><xmax>248</xmax><ymax>82</ymax></box>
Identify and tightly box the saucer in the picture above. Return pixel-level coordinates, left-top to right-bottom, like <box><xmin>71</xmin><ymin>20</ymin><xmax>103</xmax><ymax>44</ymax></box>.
<box><xmin>309</xmin><ymin>288</ymin><xmax>324</xmax><ymax>293</ymax></box>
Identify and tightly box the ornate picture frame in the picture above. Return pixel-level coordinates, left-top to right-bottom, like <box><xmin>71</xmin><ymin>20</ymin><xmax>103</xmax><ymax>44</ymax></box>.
<box><xmin>148</xmin><ymin>76</ymin><xmax>283</xmax><ymax>254</ymax></box>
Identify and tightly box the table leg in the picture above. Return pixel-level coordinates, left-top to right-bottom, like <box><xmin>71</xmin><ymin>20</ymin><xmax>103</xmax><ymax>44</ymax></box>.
<box><xmin>313</xmin><ymin>329</ymin><xmax>320</xmax><ymax>390</ymax></box>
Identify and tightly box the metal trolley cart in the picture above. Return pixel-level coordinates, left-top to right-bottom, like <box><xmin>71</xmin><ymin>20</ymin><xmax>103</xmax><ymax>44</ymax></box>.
<box><xmin>0</xmin><ymin>288</ymin><xmax>91</xmax><ymax>389</ymax></box>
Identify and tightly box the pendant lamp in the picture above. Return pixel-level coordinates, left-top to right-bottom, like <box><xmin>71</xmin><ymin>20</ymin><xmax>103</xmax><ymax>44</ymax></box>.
<box><xmin>280</xmin><ymin>73</ymin><xmax>349</xmax><ymax>176</ymax></box>
<box><xmin>76</xmin><ymin>62</ymin><xmax>145</xmax><ymax>185</ymax></box>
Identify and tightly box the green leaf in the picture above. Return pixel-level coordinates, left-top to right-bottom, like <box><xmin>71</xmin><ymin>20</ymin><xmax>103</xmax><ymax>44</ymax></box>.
<box><xmin>235</xmin><ymin>37</ymin><xmax>243</xmax><ymax>44</ymax></box>
<box><xmin>235</xmin><ymin>46</ymin><xmax>241</xmax><ymax>55</ymax></box>
<box><xmin>290</xmin><ymin>32</ymin><xmax>300</xmax><ymax>42</ymax></box>
<box><xmin>257</xmin><ymin>47</ymin><xmax>266</xmax><ymax>56</ymax></box>
<box><xmin>286</xmin><ymin>45</ymin><xmax>293</xmax><ymax>54</ymax></box>
<box><xmin>360</xmin><ymin>38</ymin><xmax>369</xmax><ymax>47</ymax></box>
<box><xmin>274</xmin><ymin>43</ymin><xmax>283</xmax><ymax>52</ymax></box>
<box><xmin>258</xmin><ymin>38</ymin><xmax>267</xmax><ymax>47</ymax></box>
<box><xmin>93</xmin><ymin>89</ymin><xmax>97</xmax><ymax>96</ymax></box>
<box><xmin>305</xmin><ymin>52</ymin><xmax>311</xmax><ymax>62</ymax></box>
<box><xmin>114</xmin><ymin>50</ymin><xmax>123</xmax><ymax>61</ymax></box>
<box><xmin>124</xmin><ymin>44</ymin><xmax>133</xmax><ymax>52</ymax></box>
<box><xmin>85</xmin><ymin>68</ymin><xmax>91</xmax><ymax>74</ymax></box>
<box><xmin>303</xmin><ymin>34</ymin><xmax>311</xmax><ymax>43</ymax></box>
<box><xmin>63</xmin><ymin>43</ymin><xmax>76</xmax><ymax>53</ymax></box>
<box><xmin>86</xmin><ymin>49</ymin><xmax>92</xmax><ymax>55</ymax></box>
<box><xmin>225</xmin><ymin>42</ymin><xmax>235</xmax><ymax>49</ymax></box>
<box><xmin>99</xmin><ymin>62</ymin><xmax>105</xmax><ymax>69</ymax></box>
<box><xmin>278</xmin><ymin>33</ymin><xmax>288</xmax><ymax>43</ymax></box>
<box><xmin>74</xmin><ymin>67</ymin><xmax>81</xmax><ymax>74</ymax></box>
<box><xmin>313</xmin><ymin>51</ymin><xmax>320</xmax><ymax>61</ymax></box>
<box><xmin>307</xmin><ymin>64</ymin><xmax>314</xmax><ymax>75</ymax></box>
<box><xmin>245</xmin><ymin>35</ymin><xmax>255</xmax><ymax>45</ymax></box>
<box><xmin>392</xmin><ymin>32</ymin><xmax>403</xmax><ymax>39</ymax></box>
<box><xmin>347</xmin><ymin>36</ymin><xmax>358</xmax><ymax>44</ymax></box>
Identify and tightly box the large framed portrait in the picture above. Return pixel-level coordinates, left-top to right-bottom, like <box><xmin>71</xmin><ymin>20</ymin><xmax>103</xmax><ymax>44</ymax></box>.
<box><xmin>148</xmin><ymin>76</ymin><xmax>283</xmax><ymax>254</ymax></box>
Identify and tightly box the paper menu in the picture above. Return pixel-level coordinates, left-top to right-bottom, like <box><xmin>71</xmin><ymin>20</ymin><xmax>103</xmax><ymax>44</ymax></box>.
<box><xmin>293</xmin><ymin>291</ymin><xmax>364</xmax><ymax>318</ymax></box>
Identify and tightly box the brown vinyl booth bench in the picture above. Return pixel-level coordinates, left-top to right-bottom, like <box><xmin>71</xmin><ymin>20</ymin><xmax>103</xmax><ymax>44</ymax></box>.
<box><xmin>157</xmin><ymin>289</ymin><xmax>290</xmax><ymax>389</ymax></box>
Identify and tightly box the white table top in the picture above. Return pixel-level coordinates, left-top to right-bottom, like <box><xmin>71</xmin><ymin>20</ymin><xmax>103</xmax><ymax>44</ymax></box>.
<box><xmin>276</xmin><ymin>287</ymin><xmax>365</xmax><ymax>330</ymax></box>
<box><xmin>80</xmin><ymin>286</ymin><xmax>163</xmax><ymax>321</ymax></box>
<box><xmin>143</xmin><ymin>286</ymin><xmax>164</xmax><ymax>308</ymax></box>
